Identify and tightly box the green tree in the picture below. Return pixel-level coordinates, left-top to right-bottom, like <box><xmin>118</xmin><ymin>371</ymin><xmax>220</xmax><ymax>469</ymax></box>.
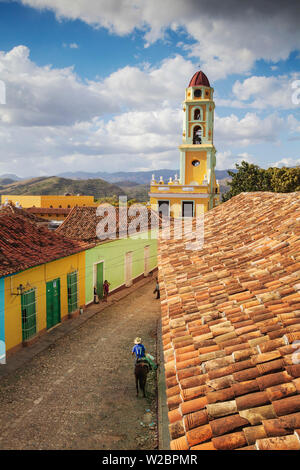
<box><xmin>222</xmin><ymin>161</ymin><xmax>300</xmax><ymax>202</ymax></box>
<box><xmin>266</xmin><ymin>167</ymin><xmax>300</xmax><ymax>193</ymax></box>
<box><xmin>222</xmin><ymin>161</ymin><xmax>270</xmax><ymax>202</ymax></box>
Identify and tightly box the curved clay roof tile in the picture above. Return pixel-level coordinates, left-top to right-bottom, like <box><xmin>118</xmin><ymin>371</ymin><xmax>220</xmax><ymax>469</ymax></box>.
<box><xmin>188</xmin><ymin>71</ymin><xmax>210</xmax><ymax>87</ymax></box>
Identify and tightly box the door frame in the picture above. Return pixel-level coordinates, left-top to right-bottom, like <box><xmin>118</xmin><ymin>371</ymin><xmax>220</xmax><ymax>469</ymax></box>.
<box><xmin>157</xmin><ymin>200</ymin><xmax>170</xmax><ymax>217</ymax></box>
<box><xmin>93</xmin><ymin>260</ymin><xmax>105</xmax><ymax>300</ymax></box>
<box><xmin>182</xmin><ymin>200</ymin><xmax>195</xmax><ymax>217</ymax></box>
<box><xmin>46</xmin><ymin>278</ymin><xmax>61</xmax><ymax>330</ymax></box>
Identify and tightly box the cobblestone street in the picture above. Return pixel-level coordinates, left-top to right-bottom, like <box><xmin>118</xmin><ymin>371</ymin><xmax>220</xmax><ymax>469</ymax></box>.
<box><xmin>0</xmin><ymin>278</ymin><xmax>161</xmax><ymax>450</ymax></box>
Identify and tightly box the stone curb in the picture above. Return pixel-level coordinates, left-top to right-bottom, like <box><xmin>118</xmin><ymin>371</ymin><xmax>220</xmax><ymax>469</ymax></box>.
<box><xmin>157</xmin><ymin>317</ymin><xmax>171</xmax><ymax>450</ymax></box>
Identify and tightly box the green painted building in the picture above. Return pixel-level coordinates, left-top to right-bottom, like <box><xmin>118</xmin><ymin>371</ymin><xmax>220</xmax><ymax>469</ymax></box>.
<box><xmin>57</xmin><ymin>206</ymin><xmax>158</xmax><ymax>304</ymax></box>
<box><xmin>85</xmin><ymin>232</ymin><xmax>157</xmax><ymax>304</ymax></box>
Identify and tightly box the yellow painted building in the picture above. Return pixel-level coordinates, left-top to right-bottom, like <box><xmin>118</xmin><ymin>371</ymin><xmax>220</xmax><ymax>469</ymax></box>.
<box><xmin>1</xmin><ymin>194</ymin><xmax>98</xmax><ymax>209</ymax></box>
<box><xmin>4</xmin><ymin>252</ymin><xmax>86</xmax><ymax>355</ymax></box>
<box><xmin>0</xmin><ymin>210</ymin><xmax>90</xmax><ymax>357</ymax></box>
<box><xmin>149</xmin><ymin>70</ymin><xmax>220</xmax><ymax>217</ymax></box>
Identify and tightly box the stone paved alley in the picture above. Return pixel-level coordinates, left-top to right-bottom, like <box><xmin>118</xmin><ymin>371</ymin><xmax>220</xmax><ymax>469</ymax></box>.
<box><xmin>0</xmin><ymin>278</ymin><xmax>161</xmax><ymax>450</ymax></box>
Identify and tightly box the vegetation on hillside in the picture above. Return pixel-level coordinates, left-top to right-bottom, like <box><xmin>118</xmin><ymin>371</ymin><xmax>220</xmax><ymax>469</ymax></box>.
<box><xmin>222</xmin><ymin>161</ymin><xmax>300</xmax><ymax>202</ymax></box>
<box><xmin>0</xmin><ymin>170</ymin><xmax>234</xmax><ymax>204</ymax></box>
<box><xmin>0</xmin><ymin>178</ymin><xmax>17</xmax><ymax>185</ymax></box>
<box><xmin>120</xmin><ymin>184</ymin><xmax>150</xmax><ymax>202</ymax></box>
<box><xmin>0</xmin><ymin>176</ymin><xmax>126</xmax><ymax>199</ymax></box>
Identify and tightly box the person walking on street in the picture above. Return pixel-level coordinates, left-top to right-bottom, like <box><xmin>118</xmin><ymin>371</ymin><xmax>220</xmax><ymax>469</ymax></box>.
<box><xmin>103</xmin><ymin>280</ymin><xmax>110</xmax><ymax>302</ymax></box>
<box><xmin>94</xmin><ymin>286</ymin><xmax>99</xmax><ymax>304</ymax></box>
<box><xmin>153</xmin><ymin>277</ymin><xmax>160</xmax><ymax>299</ymax></box>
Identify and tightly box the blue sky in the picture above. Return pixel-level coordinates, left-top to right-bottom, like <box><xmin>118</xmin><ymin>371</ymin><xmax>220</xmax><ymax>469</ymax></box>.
<box><xmin>0</xmin><ymin>0</ymin><xmax>299</xmax><ymax>177</ymax></box>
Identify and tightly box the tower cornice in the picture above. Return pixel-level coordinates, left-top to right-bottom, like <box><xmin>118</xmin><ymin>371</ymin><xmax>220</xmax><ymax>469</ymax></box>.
<box><xmin>182</xmin><ymin>99</ymin><xmax>214</xmax><ymax>104</ymax></box>
<box><xmin>179</xmin><ymin>144</ymin><xmax>215</xmax><ymax>150</ymax></box>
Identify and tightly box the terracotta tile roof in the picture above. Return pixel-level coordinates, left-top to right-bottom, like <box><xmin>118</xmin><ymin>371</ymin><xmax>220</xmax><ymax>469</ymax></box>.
<box><xmin>0</xmin><ymin>213</ymin><xmax>91</xmax><ymax>277</ymax></box>
<box><xmin>188</xmin><ymin>71</ymin><xmax>210</xmax><ymax>88</ymax></box>
<box><xmin>26</xmin><ymin>207</ymin><xmax>71</xmax><ymax>216</ymax></box>
<box><xmin>56</xmin><ymin>205</ymin><xmax>160</xmax><ymax>243</ymax></box>
<box><xmin>158</xmin><ymin>192</ymin><xmax>300</xmax><ymax>450</ymax></box>
<box><xmin>0</xmin><ymin>203</ymin><xmax>46</xmax><ymax>223</ymax></box>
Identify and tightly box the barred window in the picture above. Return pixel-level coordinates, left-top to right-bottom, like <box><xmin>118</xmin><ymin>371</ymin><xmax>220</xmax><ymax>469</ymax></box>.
<box><xmin>67</xmin><ymin>271</ymin><xmax>78</xmax><ymax>313</ymax></box>
<box><xmin>21</xmin><ymin>288</ymin><xmax>37</xmax><ymax>341</ymax></box>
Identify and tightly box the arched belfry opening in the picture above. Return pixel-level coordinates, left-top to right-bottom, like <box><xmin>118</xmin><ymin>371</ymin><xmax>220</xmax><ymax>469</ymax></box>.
<box><xmin>193</xmin><ymin>125</ymin><xmax>202</xmax><ymax>144</ymax></box>
<box><xmin>194</xmin><ymin>108</ymin><xmax>201</xmax><ymax>120</ymax></box>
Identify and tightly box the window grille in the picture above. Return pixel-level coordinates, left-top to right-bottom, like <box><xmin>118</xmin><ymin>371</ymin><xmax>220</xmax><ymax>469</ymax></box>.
<box><xmin>21</xmin><ymin>288</ymin><xmax>37</xmax><ymax>341</ymax></box>
<box><xmin>67</xmin><ymin>271</ymin><xmax>78</xmax><ymax>313</ymax></box>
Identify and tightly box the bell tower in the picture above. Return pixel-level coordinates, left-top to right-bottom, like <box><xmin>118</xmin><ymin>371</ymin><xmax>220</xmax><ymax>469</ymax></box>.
<box><xmin>149</xmin><ymin>71</ymin><xmax>219</xmax><ymax>217</ymax></box>
<box><xmin>180</xmin><ymin>71</ymin><xmax>217</xmax><ymax>195</ymax></box>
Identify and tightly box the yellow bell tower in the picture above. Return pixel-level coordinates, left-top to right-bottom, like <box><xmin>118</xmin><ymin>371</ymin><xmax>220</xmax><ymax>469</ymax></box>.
<box><xmin>149</xmin><ymin>71</ymin><xmax>220</xmax><ymax>217</ymax></box>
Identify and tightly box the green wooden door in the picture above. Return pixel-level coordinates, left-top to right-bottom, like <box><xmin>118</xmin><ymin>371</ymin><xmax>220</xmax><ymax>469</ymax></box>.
<box><xmin>46</xmin><ymin>278</ymin><xmax>61</xmax><ymax>329</ymax></box>
<box><xmin>67</xmin><ymin>271</ymin><xmax>78</xmax><ymax>313</ymax></box>
<box><xmin>21</xmin><ymin>289</ymin><xmax>37</xmax><ymax>341</ymax></box>
<box><xmin>96</xmin><ymin>263</ymin><xmax>103</xmax><ymax>299</ymax></box>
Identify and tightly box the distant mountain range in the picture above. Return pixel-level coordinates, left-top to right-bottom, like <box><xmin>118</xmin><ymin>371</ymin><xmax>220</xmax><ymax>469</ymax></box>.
<box><xmin>0</xmin><ymin>176</ymin><xmax>125</xmax><ymax>199</ymax></box>
<box><xmin>0</xmin><ymin>169</ymin><xmax>234</xmax><ymax>185</ymax></box>
<box><xmin>0</xmin><ymin>169</ymin><xmax>234</xmax><ymax>202</ymax></box>
<box><xmin>59</xmin><ymin>169</ymin><xmax>180</xmax><ymax>184</ymax></box>
<box><xmin>0</xmin><ymin>173</ymin><xmax>23</xmax><ymax>181</ymax></box>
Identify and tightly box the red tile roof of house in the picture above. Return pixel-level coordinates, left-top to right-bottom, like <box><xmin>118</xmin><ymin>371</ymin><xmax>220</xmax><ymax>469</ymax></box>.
<box><xmin>0</xmin><ymin>213</ymin><xmax>91</xmax><ymax>277</ymax></box>
<box><xmin>0</xmin><ymin>202</ymin><xmax>46</xmax><ymax>223</ymax></box>
<box><xmin>158</xmin><ymin>192</ymin><xmax>300</xmax><ymax>450</ymax></box>
<box><xmin>56</xmin><ymin>205</ymin><xmax>160</xmax><ymax>243</ymax></box>
<box><xmin>26</xmin><ymin>207</ymin><xmax>71</xmax><ymax>216</ymax></box>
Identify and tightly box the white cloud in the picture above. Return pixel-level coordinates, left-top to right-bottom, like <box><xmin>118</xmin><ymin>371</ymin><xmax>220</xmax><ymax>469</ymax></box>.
<box><xmin>214</xmin><ymin>112</ymin><xmax>285</xmax><ymax>146</ymax></box>
<box><xmin>287</xmin><ymin>114</ymin><xmax>300</xmax><ymax>134</ymax></box>
<box><xmin>0</xmin><ymin>46</ymin><xmax>193</xmax><ymax>126</ymax></box>
<box><xmin>89</xmin><ymin>55</ymin><xmax>195</xmax><ymax>111</ymax></box>
<box><xmin>0</xmin><ymin>45</ymin><xmax>188</xmax><ymax>175</ymax></box>
<box><xmin>0</xmin><ymin>46</ymin><xmax>116</xmax><ymax>126</ymax></box>
<box><xmin>231</xmin><ymin>74</ymin><xmax>300</xmax><ymax>109</ymax></box>
<box><xmin>215</xmin><ymin>73</ymin><xmax>300</xmax><ymax>110</ymax></box>
<box><xmin>20</xmin><ymin>0</ymin><xmax>300</xmax><ymax>80</ymax></box>
<box><xmin>2</xmin><ymin>105</ymin><xmax>296</xmax><ymax>176</ymax></box>
<box><xmin>0</xmin><ymin>107</ymin><xmax>181</xmax><ymax>176</ymax></box>
<box><xmin>0</xmin><ymin>45</ymin><xmax>299</xmax><ymax>177</ymax></box>
<box><xmin>63</xmin><ymin>42</ymin><xmax>79</xmax><ymax>49</ymax></box>
<box><xmin>215</xmin><ymin>150</ymin><xmax>254</xmax><ymax>171</ymax></box>
<box><xmin>272</xmin><ymin>157</ymin><xmax>300</xmax><ymax>167</ymax></box>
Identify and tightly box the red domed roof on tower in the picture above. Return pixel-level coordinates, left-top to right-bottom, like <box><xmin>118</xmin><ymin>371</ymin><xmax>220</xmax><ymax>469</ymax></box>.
<box><xmin>188</xmin><ymin>70</ymin><xmax>210</xmax><ymax>87</ymax></box>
